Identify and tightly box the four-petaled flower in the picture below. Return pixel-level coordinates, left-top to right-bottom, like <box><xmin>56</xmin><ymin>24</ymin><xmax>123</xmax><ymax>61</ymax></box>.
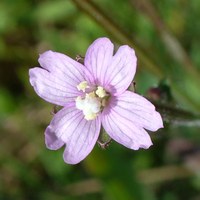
<box><xmin>29</xmin><ymin>37</ymin><xmax>163</xmax><ymax>164</ymax></box>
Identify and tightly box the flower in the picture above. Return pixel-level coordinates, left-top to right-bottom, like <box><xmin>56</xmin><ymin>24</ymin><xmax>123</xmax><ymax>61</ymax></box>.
<box><xmin>29</xmin><ymin>37</ymin><xmax>163</xmax><ymax>164</ymax></box>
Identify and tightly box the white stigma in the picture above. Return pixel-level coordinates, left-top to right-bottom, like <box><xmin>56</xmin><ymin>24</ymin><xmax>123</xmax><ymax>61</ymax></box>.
<box><xmin>76</xmin><ymin>92</ymin><xmax>101</xmax><ymax>120</ymax></box>
<box><xmin>76</xmin><ymin>81</ymin><xmax>108</xmax><ymax>120</ymax></box>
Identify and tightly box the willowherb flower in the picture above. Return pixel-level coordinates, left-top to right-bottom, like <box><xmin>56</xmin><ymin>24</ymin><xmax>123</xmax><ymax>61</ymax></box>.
<box><xmin>29</xmin><ymin>37</ymin><xmax>163</xmax><ymax>164</ymax></box>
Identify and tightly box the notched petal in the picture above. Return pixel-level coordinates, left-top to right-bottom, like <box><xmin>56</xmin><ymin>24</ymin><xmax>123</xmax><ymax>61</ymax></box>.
<box><xmin>29</xmin><ymin>67</ymin><xmax>80</xmax><ymax>106</ymax></box>
<box><xmin>102</xmin><ymin>109</ymin><xmax>153</xmax><ymax>150</ymax></box>
<box><xmin>84</xmin><ymin>37</ymin><xmax>114</xmax><ymax>85</ymax></box>
<box><xmin>101</xmin><ymin>91</ymin><xmax>163</xmax><ymax>150</ymax></box>
<box><xmin>45</xmin><ymin>126</ymin><xmax>65</xmax><ymax>150</ymax></box>
<box><xmin>62</xmin><ymin>116</ymin><xmax>101</xmax><ymax>164</ymax></box>
<box><xmin>38</xmin><ymin>50</ymin><xmax>94</xmax><ymax>85</ymax></box>
<box><xmin>45</xmin><ymin>105</ymin><xmax>101</xmax><ymax>165</ymax></box>
<box><xmin>105</xmin><ymin>45</ymin><xmax>137</xmax><ymax>95</ymax></box>
<box><xmin>111</xmin><ymin>91</ymin><xmax>163</xmax><ymax>131</ymax></box>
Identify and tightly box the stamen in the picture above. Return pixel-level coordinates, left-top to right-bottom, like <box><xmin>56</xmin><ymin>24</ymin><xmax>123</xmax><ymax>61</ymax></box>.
<box><xmin>77</xmin><ymin>81</ymin><xmax>89</xmax><ymax>92</ymax></box>
<box><xmin>86</xmin><ymin>92</ymin><xmax>96</xmax><ymax>98</ymax></box>
<box><xmin>96</xmin><ymin>86</ymin><xmax>107</xmax><ymax>98</ymax></box>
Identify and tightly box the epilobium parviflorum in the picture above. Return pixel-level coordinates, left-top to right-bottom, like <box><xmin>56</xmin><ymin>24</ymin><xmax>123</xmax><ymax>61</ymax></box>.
<box><xmin>29</xmin><ymin>38</ymin><xmax>163</xmax><ymax>164</ymax></box>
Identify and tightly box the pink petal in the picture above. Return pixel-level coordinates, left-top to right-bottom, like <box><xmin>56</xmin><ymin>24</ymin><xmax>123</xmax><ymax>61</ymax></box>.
<box><xmin>105</xmin><ymin>45</ymin><xmax>137</xmax><ymax>95</ymax></box>
<box><xmin>84</xmin><ymin>37</ymin><xmax>114</xmax><ymax>85</ymax></box>
<box><xmin>110</xmin><ymin>91</ymin><xmax>163</xmax><ymax>131</ymax></box>
<box><xmin>102</xmin><ymin>111</ymin><xmax>153</xmax><ymax>150</ymax></box>
<box><xmin>101</xmin><ymin>91</ymin><xmax>163</xmax><ymax>150</ymax></box>
<box><xmin>29</xmin><ymin>67</ymin><xmax>81</xmax><ymax>106</ymax></box>
<box><xmin>39</xmin><ymin>50</ymin><xmax>94</xmax><ymax>84</ymax></box>
<box><xmin>45</xmin><ymin>105</ymin><xmax>101</xmax><ymax>164</ymax></box>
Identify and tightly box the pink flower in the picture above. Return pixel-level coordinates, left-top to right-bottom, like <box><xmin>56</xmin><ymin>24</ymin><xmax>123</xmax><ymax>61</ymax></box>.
<box><xmin>29</xmin><ymin>37</ymin><xmax>163</xmax><ymax>164</ymax></box>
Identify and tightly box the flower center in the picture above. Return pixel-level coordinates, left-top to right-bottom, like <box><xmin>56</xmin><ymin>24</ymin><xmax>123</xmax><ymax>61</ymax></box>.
<box><xmin>75</xmin><ymin>81</ymin><xmax>109</xmax><ymax>120</ymax></box>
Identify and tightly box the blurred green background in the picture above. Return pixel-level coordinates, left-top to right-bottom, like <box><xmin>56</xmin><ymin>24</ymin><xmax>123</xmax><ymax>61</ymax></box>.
<box><xmin>1</xmin><ymin>0</ymin><xmax>200</xmax><ymax>199</ymax></box>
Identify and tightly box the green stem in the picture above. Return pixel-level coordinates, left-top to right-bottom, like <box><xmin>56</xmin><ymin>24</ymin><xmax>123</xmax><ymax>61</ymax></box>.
<box><xmin>154</xmin><ymin>101</ymin><xmax>200</xmax><ymax>126</ymax></box>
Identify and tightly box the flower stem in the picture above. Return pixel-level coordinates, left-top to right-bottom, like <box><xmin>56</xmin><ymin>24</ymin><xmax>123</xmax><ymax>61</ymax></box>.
<box><xmin>154</xmin><ymin>101</ymin><xmax>200</xmax><ymax>126</ymax></box>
